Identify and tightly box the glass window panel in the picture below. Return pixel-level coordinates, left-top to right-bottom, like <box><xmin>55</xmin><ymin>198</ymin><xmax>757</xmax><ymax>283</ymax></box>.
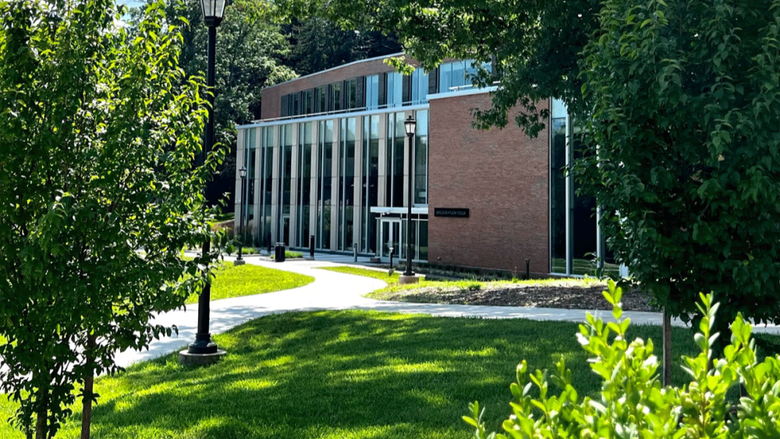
<box><xmin>439</xmin><ymin>62</ymin><xmax>452</xmax><ymax>92</ymax></box>
<box><xmin>331</xmin><ymin>83</ymin><xmax>341</xmax><ymax>111</ymax></box>
<box><xmin>550</xmin><ymin>118</ymin><xmax>567</xmax><ymax>274</ymax></box>
<box><xmin>414</xmin><ymin>110</ymin><xmax>428</xmax><ymax>205</ymax></box>
<box><xmin>366</xmin><ymin>75</ymin><xmax>379</xmax><ymax>110</ymax></box>
<box><xmin>572</xmin><ymin>138</ymin><xmax>597</xmax><ymax>275</ymax></box>
<box><xmin>387</xmin><ymin>72</ymin><xmax>403</xmax><ymax>107</ymax></box>
<box><xmin>451</xmin><ymin>61</ymin><xmax>466</xmax><ymax>89</ymax></box>
<box><xmin>418</xmin><ymin>220</ymin><xmax>428</xmax><ymax>261</ymax></box>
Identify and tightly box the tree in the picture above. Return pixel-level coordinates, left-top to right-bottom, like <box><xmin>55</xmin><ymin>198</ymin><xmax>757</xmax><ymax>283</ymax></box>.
<box><xmin>155</xmin><ymin>0</ymin><xmax>296</xmax><ymax>207</ymax></box>
<box><xmin>0</xmin><ymin>1</ymin><xmax>224</xmax><ymax>438</ymax></box>
<box><xmin>576</xmin><ymin>0</ymin><xmax>780</xmax><ymax>356</ymax></box>
<box><xmin>275</xmin><ymin>0</ymin><xmax>780</xmax><ymax>378</ymax></box>
<box><xmin>287</xmin><ymin>16</ymin><xmax>401</xmax><ymax>76</ymax></box>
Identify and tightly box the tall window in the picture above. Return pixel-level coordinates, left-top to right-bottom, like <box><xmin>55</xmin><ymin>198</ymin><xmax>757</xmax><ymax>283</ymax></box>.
<box><xmin>316</xmin><ymin>86</ymin><xmax>327</xmax><ymax>113</ymax></box>
<box><xmin>344</xmin><ymin>79</ymin><xmax>357</xmax><ymax>110</ymax></box>
<box><xmin>260</xmin><ymin>127</ymin><xmax>274</xmax><ymax>248</ymax></box>
<box><xmin>303</xmin><ymin>89</ymin><xmax>314</xmax><ymax>115</ymax></box>
<box><xmin>339</xmin><ymin>118</ymin><xmax>356</xmax><ymax>250</ymax></box>
<box><xmin>411</xmin><ymin>69</ymin><xmax>429</xmax><ymax>104</ymax></box>
<box><xmin>330</xmin><ymin>83</ymin><xmax>341</xmax><ymax>112</ymax></box>
<box><xmin>414</xmin><ymin>110</ymin><xmax>428</xmax><ymax>205</ymax></box>
<box><xmin>366</xmin><ymin>75</ymin><xmax>379</xmax><ymax>110</ymax></box>
<box><xmin>297</xmin><ymin>122</ymin><xmax>313</xmax><ymax>248</ymax></box>
<box><xmin>279</xmin><ymin>124</ymin><xmax>293</xmax><ymax>245</ymax></box>
<box><xmin>317</xmin><ymin>120</ymin><xmax>334</xmax><ymax>249</ymax></box>
<box><xmin>362</xmin><ymin>115</ymin><xmax>380</xmax><ymax>253</ymax></box>
<box><xmin>243</xmin><ymin>129</ymin><xmax>257</xmax><ymax>243</ymax></box>
<box><xmin>386</xmin><ymin>112</ymin><xmax>405</xmax><ymax>207</ymax></box>
<box><xmin>386</xmin><ymin>72</ymin><xmax>404</xmax><ymax>107</ymax></box>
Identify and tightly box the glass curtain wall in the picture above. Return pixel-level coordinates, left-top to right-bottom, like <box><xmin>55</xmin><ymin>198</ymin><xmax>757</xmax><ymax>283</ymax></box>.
<box><xmin>549</xmin><ymin>100</ymin><xmax>615</xmax><ymax>276</ymax></box>
<box><xmin>366</xmin><ymin>75</ymin><xmax>379</xmax><ymax>110</ymax></box>
<box><xmin>260</xmin><ymin>127</ymin><xmax>274</xmax><ymax>248</ymax></box>
<box><xmin>362</xmin><ymin>115</ymin><xmax>380</xmax><ymax>254</ymax></box>
<box><xmin>550</xmin><ymin>106</ymin><xmax>567</xmax><ymax>274</ymax></box>
<box><xmin>338</xmin><ymin>118</ymin><xmax>356</xmax><ymax>250</ymax></box>
<box><xmin>411</xmin><ymin>69</ymin><xmax>429</xmax><ymax>104</ymax></box>
<box><xmin>386</xmin><ymin>112</ymin><xmax>405</xmax><ymax>207</ymax></box>
<box><xmin>317</xmin><ymin>120</ymin><xmax>334</xmax><ymax>249</ymax></box>
<box><xmin>297</xmin><ymin>122</ymin><xmax>313</xmax><ymax>248</ymax></box>
<box><xmin>386</xmin><ymin>73</ymin><xmax>403</xmax><ymax>107</ymax></box>
<box><xmin>414</xmin><ymin>110</ymin><xmax>428</xmax><ymax>205</ymax></box>
<box><xmin>279</xmin><ymin>124</ymin><xmax>293</xmax><ymax>245</ymax></box>
<box><xmin>242</xmin><ymin>128</ymin><xmax>257</xmax><ymax>244</ymax></box>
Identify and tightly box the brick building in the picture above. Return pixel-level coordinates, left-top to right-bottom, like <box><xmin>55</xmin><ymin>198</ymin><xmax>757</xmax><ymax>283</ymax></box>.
<box><xmin>234</xmin><ymin>53</ymin><xmax>617</xmax><ymax>277</ymax></box>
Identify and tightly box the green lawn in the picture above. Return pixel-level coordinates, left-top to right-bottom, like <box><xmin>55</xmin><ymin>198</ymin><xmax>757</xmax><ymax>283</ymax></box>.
<box><xmin>0</xmin><ymin>311</ymin><xmax>714</xmax><ymax>439</ymax></box>
<box><xmin>318</xmin><ymin>266</ymin><xmax>602</xmax><ymax>301</ymax></box>
<box><xmin>186</xmin><ymin>263</ymin><xmax>314</xmax><ymax>304</ymax></box>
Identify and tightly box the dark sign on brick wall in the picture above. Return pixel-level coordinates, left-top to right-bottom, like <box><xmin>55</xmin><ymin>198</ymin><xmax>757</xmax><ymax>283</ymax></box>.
<box><xmin>434</xmin><ymin>208</ymin><xmax>470</xmax><ymax>218</ymax></box>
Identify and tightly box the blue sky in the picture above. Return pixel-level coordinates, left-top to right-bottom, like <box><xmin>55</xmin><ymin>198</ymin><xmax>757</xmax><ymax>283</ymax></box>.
<box><xmin>118</xmin><ymin>0</ymin><xmax>145</xmax><ymax>7</ymax></box>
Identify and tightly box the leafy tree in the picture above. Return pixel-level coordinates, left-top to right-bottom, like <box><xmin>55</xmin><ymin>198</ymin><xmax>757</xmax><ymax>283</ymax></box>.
<box><xmin>287</xmin><ymin>16</ymin><xmax>401</xmax><ymax>75</ymax></box>
<box><xmin>134</xmin><ymin>0</ymin><xmax>296</xmax><ymax>207</ymax></box>
<box><xmin>275</xmin><ymin>0</ymin><xmax>780</xmax><ymax>377</ymax></box>
<box><xmin>0</xmin><ymin>1</ymin><xmax>224</xmax><ymax>437</ymax></box>
<box><xmin>577</xmin><ymin>0</ymin><xmax>780</xmax><ymax>355</ymax></box>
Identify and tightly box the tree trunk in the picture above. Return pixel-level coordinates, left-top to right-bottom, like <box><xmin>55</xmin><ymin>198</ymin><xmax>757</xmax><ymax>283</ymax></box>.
<box><xmin>35</xmin><ymin>392</ymin><xmax>47</xmax><ymax>439</ymax></box>
<box><xmin>80</xmin><ymin>334</ymin><xmax>97</xmax><ymax>439</ymax></box>
<box><xmin>663</xmin><ymin>309</ymin><xmax>672</xmax><ymax>386</ymax></box>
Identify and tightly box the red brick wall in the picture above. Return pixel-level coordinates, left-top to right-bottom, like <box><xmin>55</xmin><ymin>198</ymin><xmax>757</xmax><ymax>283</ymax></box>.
<box><xmin>261</xmin><ymin>56</ymin><xmax>422</xmax><ymax>120</ymax></box>
<box><xmin>428</xmin><ymin>93</ymin><xmax>549</xmax><ymax>275</ymax></box>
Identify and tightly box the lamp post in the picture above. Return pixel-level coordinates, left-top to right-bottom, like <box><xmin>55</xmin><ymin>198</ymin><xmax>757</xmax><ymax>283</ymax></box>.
<box><xmin>236</xmin><ymin>166</ymin><xmax>247</xmax><ymax>265</ymax></box>
<box><xmin>403</xmin><ymin>115</ymin><xmax>417</xmax><ymax>279</ymax></box>
<box><xmin>181</xmin><ymin>0</ymin><xmax>226</xmax><ymax>363</ymax></box>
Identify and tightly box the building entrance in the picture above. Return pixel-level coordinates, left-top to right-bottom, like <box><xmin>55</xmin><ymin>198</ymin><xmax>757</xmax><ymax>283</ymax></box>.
<box><xmin>379</xmin><ymin>218</ymin><xmax>402</xmax><ymax>261</ymax></box>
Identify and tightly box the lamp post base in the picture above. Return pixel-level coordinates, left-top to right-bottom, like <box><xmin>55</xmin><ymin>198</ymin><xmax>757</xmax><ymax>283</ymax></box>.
<box><xmin>179</xmin><ymin>349</ymin><xmax>226</xmax><ymax>366</ymax></box>
<box><xmin>233</xmin><ymin>259</ymin><xmax>246</xmax><ymax>266</ymax></box>
<box><xmin>399</xmin><ymin>274</ymin><xmax>419</xmax><ymax>285</ymax></box>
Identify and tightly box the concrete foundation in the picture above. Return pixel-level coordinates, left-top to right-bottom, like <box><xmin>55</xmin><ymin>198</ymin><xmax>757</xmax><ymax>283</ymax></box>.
<box><xmin>399</xmin><ymin>275</ymin><xmax>420</xmax><ymax>285</ymax></box>
<box><xmin>178</xmin><ymin>349</ymin><xmax>226</xmax><ymax>366</ymax></box>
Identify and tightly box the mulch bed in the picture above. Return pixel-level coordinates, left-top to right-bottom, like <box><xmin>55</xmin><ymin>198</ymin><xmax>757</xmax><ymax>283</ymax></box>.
<box><xmin>380</xmin><ymin>281</ymin><xmax>656</xmax><ymax>312</ymax></box>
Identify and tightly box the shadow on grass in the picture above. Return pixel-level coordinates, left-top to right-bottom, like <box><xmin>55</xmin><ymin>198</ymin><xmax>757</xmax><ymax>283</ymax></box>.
<box><xmin>9</xmin><ymin>312</ymin><xmax>703</xmax><ymax>439</ymax></box>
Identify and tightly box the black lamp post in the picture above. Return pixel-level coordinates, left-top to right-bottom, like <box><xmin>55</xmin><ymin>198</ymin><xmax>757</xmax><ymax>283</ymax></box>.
<box><xmin>236</xmin><ymin>166</ymin><xmax>247</xmax><ymax>263</ymax></box>
<box><xmin>187</xmin><ymin>0</ymin><xmax>225</xmax><ymax>357</ymax></box>
<box><xmin>404</xmin><ymin>115</ymin><xmax>416</xmax><ymax>277</ymax></box>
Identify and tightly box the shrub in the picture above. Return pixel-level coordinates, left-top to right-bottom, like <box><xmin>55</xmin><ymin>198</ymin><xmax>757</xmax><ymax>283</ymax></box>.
<box><xmin>464</xmin><ymin>281</ymin><xmax>780</xmax><ymax>438</ymax></box>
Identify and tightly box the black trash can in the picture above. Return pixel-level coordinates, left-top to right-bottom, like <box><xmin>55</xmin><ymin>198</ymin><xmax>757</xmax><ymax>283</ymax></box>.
<box><xmin>275</xmin><ymin>243</ymin><xmax>286</xmax><ymax>262</ymax></box>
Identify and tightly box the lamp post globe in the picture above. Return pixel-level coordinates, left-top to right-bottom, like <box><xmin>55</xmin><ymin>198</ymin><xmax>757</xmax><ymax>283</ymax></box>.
<box><xmin>183</xmin><ymin>0</ymin><xmax>227</xmax><ymax>360</ymax></box>
<box><xmin>404</xmin><ymin>116</ymin><xmax>416</xmax><ymax>277</ymax></box>
<box><xmin>237</xmin><ymin>166</ymin><xmax>247</xmax><ymax>262</ymax></box>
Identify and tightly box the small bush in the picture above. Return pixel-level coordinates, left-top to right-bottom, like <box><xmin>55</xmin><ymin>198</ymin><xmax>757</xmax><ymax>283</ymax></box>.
<box><xmin>467</xmin><ymin>283</ymin><xmax>481</xmax><ymax>292</ymax></box>
<box><xmin>464</xmin><ymin>282</ymin><xmax>780</xmax><ymax>438</ymax></box>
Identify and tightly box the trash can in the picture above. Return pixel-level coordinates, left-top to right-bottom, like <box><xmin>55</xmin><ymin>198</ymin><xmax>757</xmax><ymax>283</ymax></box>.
<box><xmin>275</xmin><ymin>243</ymin><xmax>285</xmax><ymax>262</ymax></box>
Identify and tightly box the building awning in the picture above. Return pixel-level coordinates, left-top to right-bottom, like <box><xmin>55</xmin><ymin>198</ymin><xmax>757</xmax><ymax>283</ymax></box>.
<box><xmin>370</xmin><ymin>206</ymin><xmax>429</xmax><ymax>215</ymax></box>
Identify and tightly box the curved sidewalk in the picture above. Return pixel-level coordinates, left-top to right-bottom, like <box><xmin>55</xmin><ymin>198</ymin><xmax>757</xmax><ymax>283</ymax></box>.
<box><xmin>114</xmin><ymin>256</ymin><xmax>780</xmax><ymax>368</ymax></box>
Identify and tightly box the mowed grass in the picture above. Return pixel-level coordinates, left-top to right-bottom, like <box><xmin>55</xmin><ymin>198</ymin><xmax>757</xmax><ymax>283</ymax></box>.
<box><xmin>318</xmin><ymin>266</ymin><xmax>602</xmax><ymax>300</ymax></box>
<box><xmin>0</xmin><ymin>311</ymin><xmax>713</xmax><ymax>439</ymax></box>
<box><xmin>184</xmin><ymin>263</ymin><xmax>314</xmax><ymax>304</ymax></box>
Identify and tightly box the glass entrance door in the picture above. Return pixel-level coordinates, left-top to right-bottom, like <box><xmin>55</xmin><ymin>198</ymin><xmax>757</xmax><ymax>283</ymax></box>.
<box><xmin>379</xmin><ymin>219</ymin><xmax>402</xmax><ymax>260</ymax></box>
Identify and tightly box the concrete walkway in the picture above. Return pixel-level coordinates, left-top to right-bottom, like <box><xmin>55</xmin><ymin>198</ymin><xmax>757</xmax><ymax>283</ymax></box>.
<box><xmin>114</xmin><ymin>255</ymin><xmax>780</xmax><ymax>368</ymax></box>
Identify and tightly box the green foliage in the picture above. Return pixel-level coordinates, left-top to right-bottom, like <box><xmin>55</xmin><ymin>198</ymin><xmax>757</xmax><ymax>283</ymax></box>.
<box><xmin>0</xmin><ymin>0</ymin><xmax>224</xmax><ymax>436</ymax></box>
<box><xmin>576</xmin><ymin>0</ymin><xmax>780</xmax><ymax>338</ymax></box>
<box><xmin>131</xmin><ymin>0</ymin><xmax>297</xmax><ymax>206</ymax></box>
<box><xmin>276</xmin><ymin>0</ymin><xmax>600</xmax><ymax>135</ymax></box>
<box><xmin>465</xmin><ymin>282</ymin><xmax>780</xmax><ymax>438</ymax></box>
<box><xmin>287</xmin><ymin>16</ymin><xmax>401</xmax><ymax>76</ymax></box>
